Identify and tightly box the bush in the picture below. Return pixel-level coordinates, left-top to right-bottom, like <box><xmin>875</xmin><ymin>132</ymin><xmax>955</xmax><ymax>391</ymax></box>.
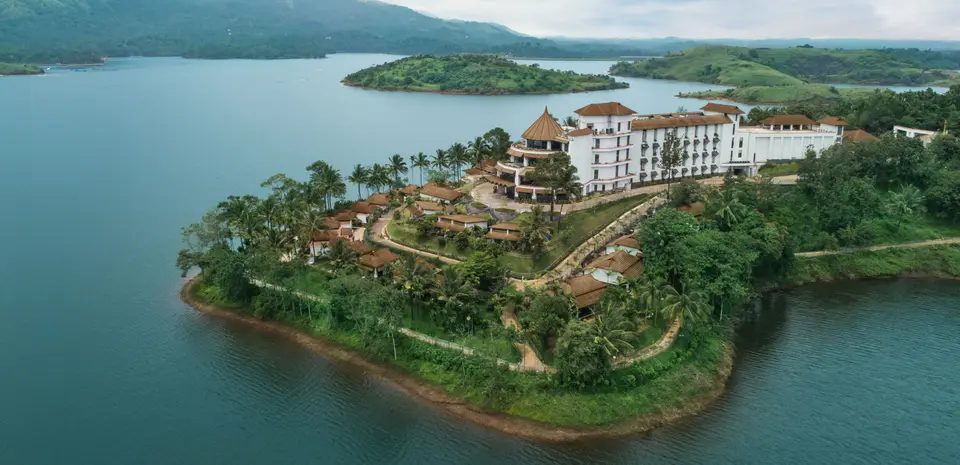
<box><xmin>454</xmin><ymin>231</ymin><xmax>472</xmax><ymax>251</ymax></box>
<box><xmin>471</xmin><ymin>201</ymin><xmax>489</xmax><ymax>209</ymax></box>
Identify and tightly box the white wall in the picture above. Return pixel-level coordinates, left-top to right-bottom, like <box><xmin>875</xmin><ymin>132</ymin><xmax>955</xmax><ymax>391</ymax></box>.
<box><xmin>590</xmin><ymin>268</ymin><xmax>623</xmax><ymax>285</ymax></box>
<box><xmin>605</xmin><ymin>245</ymin><xmax>641</xmax><ymax>257</ymax></box>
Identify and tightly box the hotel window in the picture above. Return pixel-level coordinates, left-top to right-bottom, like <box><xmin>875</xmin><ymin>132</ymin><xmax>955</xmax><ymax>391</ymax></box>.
<box><xmin>594</xmin><ymin>169</ymin><xmax>599</xmax><ymax>179</ymax></box>
<box><xmin>617</xmin><ymin>122</ymin><xmax>622</xmax><ymax>132</ymax></box>
<box><xmin>626</xmin><ymin>148</ymin><xmax>630</xmax><ymax>159</ymax></box>
<box><xmin>617</xmin><ymin>137</ymin><xmax>621</xmax><ymax>146</ymax></box>
<box><xmin>602</xmin><ymin>184</ymin><xmax>606</xmax><ymax>192</ymax></box>
<box><xmin>615</xmin><ymin>166</ymin><xmax>619</xmax><ymax>177</ymax></box>
<box><xmin>738</xmin><ymin>152</ymin><xmax>743</xmax><ymax>159</ymax></box>
<box><xmin>616</xmin><ymin>151</ymin><xmax>620</xmax><ymax>162</ymax></box>
<box><xmin>694</xmin><ymin>126</ymin><xmax>698</xmax><ymax>136</ymax></box>
<box><xmin>595</xmin><ymin>154</ymin><xmax>600</xmax><ymax>164</ymax></box>
<box><xmin>593</xmin><ymin>184</ymin><xmax>598</xmax><ymax>192</ymax></box>
<box><xmin>739</xmin><ymin>139</ymin><xmax>743</xmax><ymax>148</ymax></box>
<box><xmin>595</xmin><ymin>139</ymin><xmax>600</xmax><ymax>149</ymax></box>
<box><xmin>627</xmin><ymin>135</ymin><xmax>631</xmax><ymax>145</ymax></box>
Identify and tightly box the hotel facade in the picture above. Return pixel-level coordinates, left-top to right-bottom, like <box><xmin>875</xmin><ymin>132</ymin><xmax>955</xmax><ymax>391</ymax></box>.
<box><xmin>494</xmin><ymin>101</ymin><xmax>847</xmax><ymax>197</ymax></box>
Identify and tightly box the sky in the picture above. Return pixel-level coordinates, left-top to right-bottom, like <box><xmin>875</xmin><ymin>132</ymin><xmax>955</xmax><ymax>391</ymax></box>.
<box><xmin>381</xmin><ymin>0</ymin><xmax>960</xmax><ymax>40</ymax></box>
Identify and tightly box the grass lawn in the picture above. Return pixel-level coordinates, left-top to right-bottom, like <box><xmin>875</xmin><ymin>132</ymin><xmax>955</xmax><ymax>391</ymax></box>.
<box><xmin>389</xmin><ymin>195</ymin><xmax>651</xmax><ymax>275</ymax></box>
<box><xmin>759</xmin><ymin>161</ymin><xmax>799</xmax><ymax>177</ymax></box>
<box><xmin>790</xmin><ymin>245</ymin><xmax>960</xmax><ymax>283</ymax></box>
<box><xmin>401</xmin><ymin>312</ymin><xmax>521</xmax><ymax>363</ymax></box>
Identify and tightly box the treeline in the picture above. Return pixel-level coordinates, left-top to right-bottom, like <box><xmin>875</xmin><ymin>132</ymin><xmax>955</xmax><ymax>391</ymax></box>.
<box><xmin>745</xmin><ymin>85</ymin><xmax>960</xmax><ymax>134</ymax></box>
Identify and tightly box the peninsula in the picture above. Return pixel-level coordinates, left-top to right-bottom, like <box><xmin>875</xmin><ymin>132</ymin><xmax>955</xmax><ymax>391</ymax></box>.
<box><xmin>343</xmin><ymin>55</ymin><xmax>629</xmax><ymax>95</ymax></box>
<box><xmin>0</xmin><ymin>63</ymin><xmax>44</xmax><ymax>76</ymax></box>
<box><xmin>610</xmin><ymin>45</ymin><xmax>960</xmax><ymax>104</ymax></box>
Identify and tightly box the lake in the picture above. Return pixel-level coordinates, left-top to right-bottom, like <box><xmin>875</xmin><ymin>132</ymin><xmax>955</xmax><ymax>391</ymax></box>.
<box><xmin>2</xmin><ymin>55</ymin><xmax>958</xmax><ymax>464</ymax></box>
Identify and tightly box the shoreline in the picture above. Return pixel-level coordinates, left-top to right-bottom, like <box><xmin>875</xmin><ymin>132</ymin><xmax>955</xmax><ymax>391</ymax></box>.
<box><xmin>340</xmin><ymin>80</ymin><xmax>628</xmax><ymax>96</ymax></box>
<box><xmin>180</xmin><ymin>275</ymin><xmax>735</xmax><ymax>442</ymax></box>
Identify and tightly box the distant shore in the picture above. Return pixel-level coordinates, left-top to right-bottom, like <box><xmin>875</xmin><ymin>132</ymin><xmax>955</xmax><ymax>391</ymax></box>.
<box><xmin>341</xmin><ymin>80</ymin><xmax>625</xmax><ymax>96</ymax></box>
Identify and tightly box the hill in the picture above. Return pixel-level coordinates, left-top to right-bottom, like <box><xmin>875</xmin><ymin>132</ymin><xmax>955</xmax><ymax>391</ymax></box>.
<box><xmin>610</xmin><ymin>45</ymin><xmax>960</xmax><ymax>87</ymax></box>
<box><xmin>0</xmin><ymin>62</ymin><xmax>43</xmax><ymax>75</ymax></box>
<box><xmin>342</xmin><ymin>55</ymin><xmax>629</xmax><ymax>95</ymax></box>
<box><xmin>677</xmin><ymin>84</ymin><xmax>876</xmax><ymax>105</ymax></box>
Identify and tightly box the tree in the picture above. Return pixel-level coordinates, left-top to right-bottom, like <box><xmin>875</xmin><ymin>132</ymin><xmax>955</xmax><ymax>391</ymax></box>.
<box><xmin>661</xmin><ymin>286</ymin><xmax>710</xmax><ymax>330</ymax></box>
<box><xmin>388</xmin><ymin>153</ymin><xmax>409</xmax><ymax>186</ymax></box>
<box><xmin>216</xmin><ymin>195</ymin><xmax>261</xmax><ymax>250</ymax></box>
<box><xmin>527</xmin><ymin>151</ymin><xmax>579</xmax><ymax>220</ymax></box>
<box><xmin>434</xmin><ymin>267</ymin><xmax>475</xmax><ymax>329</ymax></box>
<box><xmin>307</xmin><ymin>161</ymin><xmax>346</xmax><ymax>209</ymax></box>
<box><xmin>519</xmin><ymin>205</ymin><xmax>551</xmax><ymax>254</ymax></box>
<box><xmin>368</xmin><ymin>163</ymin><xmax>392</xmax><ymax>193</ymax></box>
<box><xmin>348</xmin><ymin>164</ymin><xmax>370</xmax><ymax>199</ymax></box>
<box><xmin>482</xmin><ymin>128</ymin><xmax>512</xmax><ymax>161</ymax></box>
<box><xmin>562</xmin><ymin>116</ymin><xmax>578</xmax><ymax>127</ymax></box>
<box><xmin>519</xmin><ymin>292</ymin><xmax>575</xmax><ymax>347</ymax></box>
<box><xmin>671</xmin><ymin>178</ymin><xmax>705</xmax><ymax>207</ymax></box>
<box><xmin>591</xmin><ymin>302</ymin><xmax>635</xmax><ymax>359</ymax></box>
<box><xmin>886</xmin><ymin>184</ymin><xmax>925</xmax><ymax>231</ymax></box>
<box><xmin>555</xmin><ymin>320</ymin><xmax>609</xmax><ymax>390</ymax></box>
<box><xmin>927</xmin><ymin>170</ymin><xmax>960</xmax><ymax>223</ymax></box>
<box><xmin>432</xmin><ymin>149</ymin><xmax>449</xmax><ymax>173</ymax></box>
<box><xmin>659</xmin><ymin>131</ymin><xmax>684</xmax><ymax>200</ymax></box>
<box><xmin>468</xmin><ymin>136</ymin><xmax>488</xmax><ymax>167</ymax></box>
<box><xmin>448</xmin><ymin>142</ymin><xmax>468</xmax><ymax>180</ymax></box>
<box><xmin>412</xmin><ymin>152</ymin><xmax>430</xmax><ymax>186</ymax></box>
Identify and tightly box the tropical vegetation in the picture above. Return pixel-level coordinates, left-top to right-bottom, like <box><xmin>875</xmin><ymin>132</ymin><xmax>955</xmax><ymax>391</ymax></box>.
<box><xmin>0</xmin><ymin>62</ymin><xmax>43</xmax><ymax>75</ymax></box>
<box><xmin>343</xmin><ymin>55</ymin><xmax>629</xmax><ymax>95</ymax></box>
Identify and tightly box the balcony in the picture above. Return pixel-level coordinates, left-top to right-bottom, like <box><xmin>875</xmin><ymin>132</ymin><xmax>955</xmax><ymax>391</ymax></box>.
<box><xmin>497</xmin><ymin>160</ymin><xmax>530</xmax><ymax>175</ymax></box>
<box><xmin>701</xmin><ymin>165</ymin><xmax>709</xmax><ymax>173</ymax></box>
<box><xmin>641</xmin><ymin>142</ymin><xmax>649</xmax><ymax>149</ymax></box>
<box><xmin>650</xmin><ymin>171</ymin><xmax>659</xmax><ymax>179</ymax></box>
<box><xmin>592</xmin><ymin>143</ymin><xmax>634</xmax><ymax>153</ymax></box>
<box><xmin>507</xmin><ymin>142</ymin><xmax>558</xmax><ymax>160</ymax></box>
<box><xmin>652</xmin><ymin>157</ymin><xmax>659</xmax><ymax>166</ymax></box>
<box><xmin>591</xmin><ymin>158</ymin><xmax>631</xmax><ymax>167</ymax></box>
<box><xmin>652</xmin><ymin>142</ymin><xmax>660</xmax><ymax>149</ymax></box>
<box><xmin>692</xmin><ymin>166</ymin><xmax>699</xmax><ymax>174</ymax></box>
<box><xmin>713</xmin><ymin>136</ymin><xmax>721</xmax><ymax>144</ymax></box>
<box><xmin>683</xmin><ymin>139</ymin><xmax>691</xmax><ymax>146</ymax></box>
<box><xmin>591</xmin><ymin>128</ymin><xmax>632</xmax><ymax>138</ymax></box>
<box><xmin>693</xmin><ymin>139</ymin><xmax>700</xmax><ymax>146</ymax></box>
<box><xmin>681</xmin><ymin>167</ymin><xmax>689</xmax><ymax>175</ymax></box>
<box><xmin>711</xmin><ymin>150</ymin><xmax>719</xmax><ymax>157</ymax></box>
<box><xmin>588</xmin><ymin>172</ymin><xmax>637</xmax><ymax>183</ymax></box>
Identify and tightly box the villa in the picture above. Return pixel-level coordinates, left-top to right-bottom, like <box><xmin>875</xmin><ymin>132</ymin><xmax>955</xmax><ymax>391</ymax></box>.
<box><xmin>335</xmin><ymin>211</ymin><xmax>356</xmax><ymax>229</ymax></box>
<box><xmin>309</xmin><ymin>230</ymin><xmax>354</xmax><ymax>258</ymax></box>
<box><xmin>367</xmin><ymin>193</ymin><xmax>391</xmax><ymax>208</ymax></box>
<box><xmin>399</xmin><ymin>185</ymin><xmax>420</xmax><ymax>197</ymax></box>
<box><xmin>894</xmin><ymin>125</ymin><xmax>942</xmax><ymax>145</ymax></box>
<box><xmin>562</xmin><ymin>275</ymin><xmax>608</xmax><ymax>310</ymax></box>
<box><xmin>359</xmin><ymin>248</ymin><xmax>400</xmax><ymax>278</ymax></box>
<box><xmin>351</xmin><ymin>201</ymin><xmax>379</xmax><ymax>224</ymax></box>
<box><xmin>409</xmin><ymin>201</ymin><xmax>457</xmax><ymax>219</ymax></box>
<box><xmin>605</xmin><ymin>235</ymin><xmax>642</xmax><ymax>257</ymax></box>
<box><xmin>434</xmin><ymin>215</ymin><xmax>488</xmax><ymax>233</ymax></box>
<box><xmin>420</xmin><ymin>183</ymin><xmax>463</xmax><ymax>203</ymax></box>
<box><xmin>485</xmin><ymin>223</ymin><xmax>522</xmax><ymax>242</ymax></box>
<box><xmin>585</xmin><ymin>250</ymin><xmax>644</xmax><ymax>285</ymax></box>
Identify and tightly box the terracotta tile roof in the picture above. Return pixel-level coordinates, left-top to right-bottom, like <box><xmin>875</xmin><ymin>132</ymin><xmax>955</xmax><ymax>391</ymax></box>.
<box><xmin>700</xmin><ymin>103</ymin><xmax>744</xmax><ymax>115</ymax></box>
<box><xmin>347</xmin><ymin>241</ymin><xmax>374</xmax><ymax>255</ymax></box>
<box><xmin>678</xmin><ymin>202</ymin><xmax>706</xmax><ymax>217</ymax></box>
<box><xmin>439</xmin><ymin>215</ymin><xmax>486</xmax><ymax>224</ymax></box>
<box><xmin>761</xmin><ymin>115</ymin><xmax>817</xmax><ymax>127</ymax></box>
<box><xmin>575</xmin><ymin>102</ymin><xmax>637</xmax><ymax>117</ymax></box>
<box><xmin>321</xmin><ymin>217</ymin><xmax>340</xmax><ymax>230</ymax></box>
<box><xmin>351</xmin><ymin>201</ymin><xmax>377</xmax><ymax>214</ymax></box>
<box><xmin>399</xmin><ymin>185</ymin><xmax>420</xmax><ymax>195</ymax></box>
<box><xmin>484</xmin><ymin>175</ymin><xmax>515</xmax><ymax>187</ymax></box>
<box><xmin>562</xmin><ymin>275</ymin><xmax>608</xmax><ymax>309</ymax></box>
<box><xmin>819</xmin><ymin>116</ymin><xmax>848</xmax><ymax>126</ymax></box>
<box><xmin>464</xmin><ymin>168</ymin><xmax>485</xmax><ymax>176</ymax></box>
<box><xmin>567</xmin><ymin>127</ymin><xmax>593</xmax><ymax>137</ymax></box>
<box><xmin>434</xmin><ymin>221</ymin><xmax>467</xmax><ymax>232</ymax></box>
<box><xmin>845</xmin><ymin>129</ymin><xmax>879</xmax><ymax>143</ymax></box>
<box><xmin>367</xmin><ymin>193</ymin><xmax>390</xmax><ymax>206</ymax></box>
<box><xmin>485</xmin><ymin>231</ymin><xmax>522</xmax><ymax>241</ymax></box>
<box><xmin>312</xmin><ymin>230</ymin><xmax>332</xmax><ymax>242</ymax></box>
<box><xmin>334</xmin><ymin>211</ymin><xmax>355</xmax><ymax>222</ymax></box>
<box><xmin>408</xmin><ymin>203</ymin><xmax>425</xmax><ymax>219</ymax></box>
<box><xmin>632</xmin><ymin>114</ymin><xmax>732</xmax><ymax>131</ymax></box>
<box><xmin>359</xmin><ymin>248</ymin><xmax>399</xmax><ymax>270</ymax></box>
<box><xmin>490</xmin><ymin>223</ymin><xmax>520</xmax><ymax>232</ymax></box>
<box><xmin>338</xmin><ymin>227</ymin><xmax>353</xmax><ymax>238</ymax></box>
<box><xmin>420</xmin><ymin>183</ymin><xmax>463</xmax><ymax>202</ymax></box>
<box><xmin>608</xmin><ymin>235</ymin><xmax>640</xmax><ymax>250</ymax></box>
<box><xmin>415</xmin><ymin>201</ymin><xmax>456</xmax><ymax>213</ymax></box>
<box><xmin>586</xmin><ymin>250</ymin><xmax>642</xmax><ymax>276</ymax></box>
<box><xmin>522</xmin><ymin>107</ymin><xmax>566</xmax><ymax>142</ymax></box>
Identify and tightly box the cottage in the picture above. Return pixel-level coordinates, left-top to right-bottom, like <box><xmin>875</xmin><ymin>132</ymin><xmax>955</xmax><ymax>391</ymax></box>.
<box><xmin>409</xmin><ymin>201</ymin><xmax>457</xmax><ymax>219</ymax></box>
<box><xmin>309</xmin><ymin>230</ymin><xmax>334</xmax><ymax>258</ymax></box>
<box><xmin>562</xmin><ymin>275</ymin><xmax>608</xmax><ymax>310</ymax></box>
<box><xmin>347</xmin><ymin>241</ymin><xmax>374</xmax><ymax>255</ymax></box>
<box><xmin>367</xmin><ymin>193</ymin><xmax>390</xmax><ymax>207</ymax></box>
<box><xmin>485</xmin><ymin>223</ymin><xmax>522</xmax><ymax>242</ymax></box>
<box><xmin>605</xmin><ymin>235</ymin><xmax>642</xmax><ymax>257</ymax></box>
<box><xmin>351</xmin><ymin>201</ymin><xmax>379</xmax><ymax>224</ymax></box>
<box><xmin>585</xmin><ymin>250</ymin><xmax>644</xmax><ymax>284</ymax></box>
<box><xmin>420</xmin><ymin>182</ymin><xmax>463</xmax><ymax>203</ymax></box>
<box><xmin>399</xmin><ymin>185</ymin><xmax>420</xmax><ymax>198</ymax></box>
<box><xmin>844</xmin><ymin>129</ymin><xmax>879</xmax><ymax>144</ymax></box>
<box><xmin>359</xmin><ymin>248</ymin><xmax>400</xmax><ymax>278</ymax></box>
<box><xmin>434</xmin><ymin>215</ymin><xmax>488</xmax><ymax>233</ymax></box>
<box><xmin>334</xmin><ymin>211</ymin><xmax>356</xmax><ymax>229</ymax></box>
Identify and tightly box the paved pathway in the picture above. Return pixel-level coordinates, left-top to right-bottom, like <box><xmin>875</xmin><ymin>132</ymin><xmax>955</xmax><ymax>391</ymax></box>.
<box><xmin>612</xmin><ymin>319</ymin><xmax>682</xmax><ymax>369</ymax></box>
<box><xmin>502</xmin><ymin>310</ymin><xmax>552</xmax><ymax>373</ymax></box>
<box><xmin>795</xmin><ymin>237</ymin><xmax>960</xmax><ymax>258</ymax></box>
<box><xmin>369</xmin><ymin>208</ymin><xmax>461</xmax><ymax>265</ymax></box>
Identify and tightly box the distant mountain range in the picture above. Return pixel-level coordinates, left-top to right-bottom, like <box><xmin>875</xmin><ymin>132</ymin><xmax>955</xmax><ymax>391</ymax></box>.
<box><xmin>2</xmin><ymin>0</ymin><xmax>959</xmax><ymax>64</ymax></box>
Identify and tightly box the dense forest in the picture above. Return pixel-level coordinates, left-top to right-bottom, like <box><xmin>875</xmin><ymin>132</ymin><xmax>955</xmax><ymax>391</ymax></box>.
<box><xmin>342</xmin><ymin>55</ymin><xmax>628</xmax><ymax>94</ymax></box>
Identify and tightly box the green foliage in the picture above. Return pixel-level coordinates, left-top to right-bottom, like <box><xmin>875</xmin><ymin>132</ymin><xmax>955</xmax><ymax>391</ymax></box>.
<box><xmin>343</xmin><ymin>55</ymin><xmax>629</xmax><ymax>95</ymax></box>
<box><xmin>681</xmin><ymin>84</ymin><xmax>875</xmax><ymax>105</ymax></box>
<box><xmin>0</xmin><ymin>62</ymin><xmax>42</xmax><ymax>74</ymax></box>
<box><xmin>670</xmin><ymin>178</ymin><xmax>706</xmax><ymax>207</ymax></box>
<box><xmin>519</xmin><ymin>292</ymin><xmax>576</xmax><ymax>346</ymax></box>
<box><xmin>554</xmin><ymin>320</ymin><xmax>610</xmax><ymax>390</ymax></box>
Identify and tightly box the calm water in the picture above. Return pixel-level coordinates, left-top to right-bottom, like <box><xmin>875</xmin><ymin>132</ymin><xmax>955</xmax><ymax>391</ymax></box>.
<box><xmin>2</xmin><ymin>56</ymin><xmax>958</xmax><ymax>464</ymax></box>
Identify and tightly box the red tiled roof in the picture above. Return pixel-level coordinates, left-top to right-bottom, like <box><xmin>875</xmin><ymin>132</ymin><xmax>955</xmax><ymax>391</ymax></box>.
<box><xmin>608</xmin><ymin>235</ymin><xmax>641</xmax><ymax>250</ymax></box>
<box><xmin>420</xmin><ymin>183</ymin><xmax>463</xmax><ymax>202</ymax></box>
<box><xmin>575</xmin><ymin>102</ymin><xmax>637</xmax><ymax>116</ymax></box>
<box><xmin>347</xmin><ymin>241</ymin><xmax>374</xmax><ymax>255</ymax></box>
<box><xmin>415</xmin><ymin>201</ymin><xmax>456</xmax><ymax>213</ymax></box>
<box><xmin>335</xmin><ymin>211</ymin><xmax>355</xmax><ymax>222</ymax></box>
<box><xmin>845</xmin><ymin>129</ymin><xmax>879</xmax><ymax>143</ymax></box>
<box><xmin>399</xmin><ymin>185</ymin><xmax>420</xmax><ymax>195</ymax></box>
<box><xmin>586</xmin><ymin>250</ymin><xmax>643</xmax><ymax>278</ymax></box>
<box><xmin>632</xmin><ymin>114</ymin><xmax>732</xmax><ymax>131</ymax></box>
<box><xmin>352</xmin><ymin>201</ymin><xmax>377</xmax><ymax>214</ymax></box>
<box><xmin>484</xmin><ymin>175</ymin><xmax>515</xmax><ymax>187</ymax></box>
<box><xmin>485</xmin><ymin>231</ymin><xmax>522</xmax><ymax>241</ymax></box>
<box><xmin>761</xmin><ymin>115</ymin><xmax>817</xmax><ymax>127</ymax></box>
<box><xmin>490</xmin><ymin>223</ymin><xmax>520</xmax><ymax>232</ymax></box>
<box><xmin>701</xmin><ymin>103</ymin><xmax>744</xmax><ymax>115</ymax></box>
<box><xmin>367</xmin><ymin>193</ymin><xmax>390</xmax><ymax>206</ymax></box>
<box><xmin>819</xmin><ymin>116</ymin><xmax>849</xmax><ymax>127</ymax></box>
<box><xmin>439</xmin><ymin>215</ymin><xmax>486</xmax><ymax>224</ymax></box>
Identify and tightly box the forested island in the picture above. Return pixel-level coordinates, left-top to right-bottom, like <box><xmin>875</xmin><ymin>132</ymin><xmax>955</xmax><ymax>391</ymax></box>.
<box><xmin>343</xmin><ymin>55</ymin><xmax>628</xmax><ymax>94</ymax></box>
<box><xmin>0</xmin><ymin>63</ymin><xmax>43</xmax><ymax>76</ymax></box>
<box><xmin>611</xmin><ymin>45</ymin><xmax>960</xmax><ymax>104</ymax></box>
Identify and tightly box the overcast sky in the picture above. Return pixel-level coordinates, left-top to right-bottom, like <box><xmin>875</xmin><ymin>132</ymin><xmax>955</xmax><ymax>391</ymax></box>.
<box><xmin>381</xmin><ymin>0</ymin><xmax>959</xmax><ymax>40</ymax></box>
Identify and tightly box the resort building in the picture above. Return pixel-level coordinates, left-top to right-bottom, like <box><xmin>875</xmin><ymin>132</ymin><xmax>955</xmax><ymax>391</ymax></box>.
<box><xmin>568</xmin><ymin>102</ymin><xmax>639</xmax><ymax>195</ymax></box>
<box><xmin>367</xmin><ymin>193</ymin><xmax>390</xmax><ymax>208</ymax></box>
<box><xmin>605</xmin><ymin>235</ymin><xmax>642</xmax><ymax>257</ymax></box>
<box><xmin>399</xmin><ymin>185</ymin><xmax>420</xmax><ymax>198</ymax></box>
<box><xmin>409</xmin><ymin>201</ymin><xmax>457</xmax><ymax>219</ymax></box>
<box><xmin>893</xmin><ymin>125</ymin><xmax>941</xmax><ymax>145</ymax></box>
<box><xmin>485</xmin><ymin>223</ymin><xmax>522</xmax><ymax>242</ymax></box>
<box><xmin>585</xmin><ymin>250</ymin><xmax>644</xmax><ymax>285</ymax></box>
<box><xmin>351</xmin><ymin>201</ymin><xmax>379</xmax><ymax>224</ymax></box>
<box><xmin>730</xmin><ymin>115</ymin><xmax>845</xmax><ymax>176</ymax></box>
<box><xmin>562</xmin><ymin>275</ymin><xmax>608</xmax><ymax>310</ymax></box>
<box><xmin>419</xmin><ymin>183</ymin><xmax>463</xmax><ymax>203</ymax></box>
<box><xmin>434</xmin><ymin>215</ymin><xmax>488</xmax><ymax>233</ymax></box>
<box><xmin>632</xmin><ymin>107</ymin><xmax>737</xmax><ymax>182</ymax></box>
<box><xmin>494</xmin><ymin>107</ymin><xmax>567</xmax><ymax>199</ymax></box>
<box><xmin>359</xmin><ymin>248</ymin><xmax>400</xmax><ymax>278</ymax></box>
<box><xmin>334</xmin><ymin>211</ymin><xmax>355</xmax><ymax>229</ymax></box>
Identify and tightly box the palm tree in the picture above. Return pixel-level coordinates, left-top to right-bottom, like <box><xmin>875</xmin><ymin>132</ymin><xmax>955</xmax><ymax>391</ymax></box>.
<box><xmin>661</xmin><ymin>287</ymin><xmax>710</xmax><ymax>330</ymax></box>
<box><xmin>368</xmin><ymin>163</ymin><xmax>391</xmax><ymax>193</ymax></box>
<box><xmin>217</xmin><ymin>194</ymin><xmax>261</xmax><ymax>250</ymax></box>
<box><xmin>412</xmin><ymin>152</ymin><xmax>430</xmax><ymax>186</ymax></box>
<box><xmin>713</xmin><ymin>190</ymin><xmax>743</xmax><ymax>231</ymax></box>
<box><xmin>887</xmin><ymin>184</ymin><xmax>924</xmax><ymax>231</ymax></box>
<box><xmin>592</xmin><ymin>302</ymin><xmax>635</xmax><ymax>358</ymax></box>
<box><xmin>388</xmin><ymin>153</ymin><xmax>409</xmax><ymax>186</ymax></box>
<box><xmin>562</xmin><ymin>116</ymin><xmax>578</xmax><ymax>127</ymax></box>
<box><xmin>307</xmin><ymin>161</ymin><xmax>346</xmax><ymax>210</ymax></box>
<box><xmin>347</xmin><ymin>164</ymin><xmax>370</xmax><ymax>199</ymax></box>
<box><xmin>519</xmin><ymin>205</ymin><xmax>551</xmax><ymax>254</ymax></box>
<box><xmin>468</xmin><ymin>136</ymin><xmax>488</xmax><ymax>167</ymax></box>
<box><xmin>432</xmin><ymin>149</ymin><xmax>448</xmax><ymax>174</ymax></box>
<box><xmin>435</xmin><ymin>267</ymin><xmax>473</xmax><ymax>327</ymax></box>
<box><xmin>448</xmin><ymin>142</ymin><xmax>468</xmax><ymax>180</ymax></box>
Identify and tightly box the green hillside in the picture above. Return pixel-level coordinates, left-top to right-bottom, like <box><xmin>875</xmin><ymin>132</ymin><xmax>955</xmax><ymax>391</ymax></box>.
<box><xmin>343</xmin><ymin>55</ymin><xmax>629</xmax><ymax>95</ymax></box>
<box><xmin>0</xmin><ymin>62</ymin><xmax>42</xmax><ymax>75</ymax></box>
<box><xmin>610</xmin><ymin>45</ymin><xmax>960</xmax><ymax>87</ymax></box>
<box><xmin>678</xmin><ymin>84</ymin><xmax>876</xmax><ymax>105</ymax></box>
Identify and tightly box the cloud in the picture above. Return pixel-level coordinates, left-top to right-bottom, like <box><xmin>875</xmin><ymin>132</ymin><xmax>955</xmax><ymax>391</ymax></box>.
<box><xmin>381</xmin><ymin>0</ymin><xmax>960</xmax><ymax>40</ymax></box>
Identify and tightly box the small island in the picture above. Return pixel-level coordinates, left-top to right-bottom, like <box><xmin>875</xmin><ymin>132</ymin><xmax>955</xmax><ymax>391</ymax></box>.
<box><xmin>610</xmin><ymin>45</ymin><xmax>960</xmax><ymax>104</ymax></box>
<box><xmin>0</xmin><ymin>63</ymin><xmax>44</xmax><ymax>76</ymax></box>
<box><xmin>343</xmin><ymin>55</ymin><xmax>629</xmax><ymax>95</ymax></box>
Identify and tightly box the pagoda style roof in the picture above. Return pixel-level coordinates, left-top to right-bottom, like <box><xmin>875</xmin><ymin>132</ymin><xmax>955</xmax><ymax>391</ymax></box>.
<box><xmin>522</xmin><ymin>107</ymin><xmax>566</xmax><ymax>142</ymax></box>
<box><xmin>574</xmin><ymin>102</ymin><xmax>636</xmax><ymax>117</ymax></box>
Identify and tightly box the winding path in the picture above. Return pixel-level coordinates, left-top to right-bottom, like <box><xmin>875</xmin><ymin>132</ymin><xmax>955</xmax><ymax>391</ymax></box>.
<box><xmin>795</xmin><ymin>238</ymin><xmax>960</xmax><ymax>258</ymax></box>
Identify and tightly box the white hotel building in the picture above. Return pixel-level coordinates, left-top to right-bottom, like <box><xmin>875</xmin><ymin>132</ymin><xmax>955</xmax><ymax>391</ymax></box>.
<box><xmin>493</xmin><ymin>102</ymin><xmax>847</xmax><ymax>197</ymax></box>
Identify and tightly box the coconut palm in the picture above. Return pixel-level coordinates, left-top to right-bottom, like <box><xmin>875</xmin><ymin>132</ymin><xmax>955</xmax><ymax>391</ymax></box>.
<box><xmin>661</xmin><ymin>287</ymin><xmax>710</xmax><ymax>330</ymax></box>
<box><xmin>519</xmin><ymin>205</ymin><xmax>551</xmax><ymax>254</ymax></box>
<box><xmin>432</xmin><ymin>149</ymin><xmax>448</xmax><ymax>173</ymax></box>
<box><xmin>887</xmin><ymin>184</ymin><xmax>925</xmax><ymax>231</ymax></box>
<box><xmin>631</xmin><ymin>278</ymin><xmax>671</xmax><ymax>326</ymax></box>
<box><xmin>591</xmin><ymin>301</ymin><xmax>635</xmax><ymax>358</ymax></box>
<box><xmin>713</xmin><ymin>191</ymin><xmax>744</xmax><ymax>231</ymax></box>
<box><xmin>217</xmin><ymin>194</ymin><xmax>261</xmax><ymax>249</ymax></box>
<box><xmin>412</xmin><ymin>152</ymin><xmax>430</xmax><ymax>186</ymax></box>
<box><xmin>468</xmin><ymin>136</ymin><xmax>488</xmax><ymax>167</ymax></box>
<box><xmin>562</xmin><ymin>116</ymin><xmax>578</xmax><ymax>127</ymax></box>
<box><xmin>368</xmin><ymin>163</ymin><xmax>392</xmax><ymax>193</ymax></box>
<box><xmin>434</xmin><ymin>267</ymin><xmax>473</xmax><ymax>327</ymax></box>
<box><xmin>388</xmin><ymin>153</ymin><xmax>409</xmax><ymax>186</ymax></box>
<box><xmin>347</xmin><ymin>164</ymin><xmax>370</xmax><ymax>199</ymax></box>
<box><xmin>307</xmin><ymin>161</ymin><xmax>346</xmax><ymax>210</ymax></box>
<box><xmin>448</xmin><ymin>142</ymin><xmax>468</xmax><ymax>180</ymax></box>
